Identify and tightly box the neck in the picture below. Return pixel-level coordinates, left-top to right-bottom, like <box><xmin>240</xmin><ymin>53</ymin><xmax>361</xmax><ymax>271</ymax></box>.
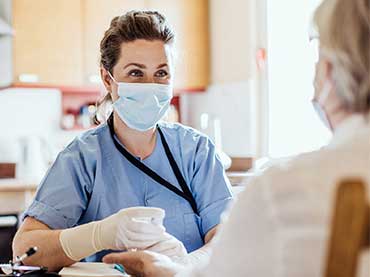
<box><xmin>323</xmin><ymin>89</ymin><xmax>354</xmax><ymax>132</ymax></box>
<box><xmin>113</xmin><ymin>113</ymin><xmax>157</xmax><ymax>159</ymax></box>
<box><xmin>326</xmin><ymin>103</ymin><xmax>353</xmax><ymax>131</ymax></box>
<box><xmin>330</xmin><ymin>112</ymin><xmax>353</xmax><ymax>131</ymax></box>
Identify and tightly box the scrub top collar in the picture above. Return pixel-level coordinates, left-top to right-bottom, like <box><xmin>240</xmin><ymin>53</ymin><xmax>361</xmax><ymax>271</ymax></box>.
<box><xmin>112</xmin><ymin>130</ymin><xmax>162</xmax><ymax>163</ymax></box>
<box><xmin>108</xmin><ymin>112</ymin><xmax>163</xmax><ymax>162</ymax></box>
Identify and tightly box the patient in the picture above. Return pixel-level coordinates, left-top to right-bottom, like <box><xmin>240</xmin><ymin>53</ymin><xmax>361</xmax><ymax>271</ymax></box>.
<box><xmin>101</xmin><ymin>0</ymin><xmax>370</xmax><ymax>276</ymax></box>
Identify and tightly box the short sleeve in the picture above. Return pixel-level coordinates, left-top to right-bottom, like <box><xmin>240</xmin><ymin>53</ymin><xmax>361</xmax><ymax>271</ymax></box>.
<box><xmin>22</xmin><ymin>148</ymin><xmax>91</xmax><ymax>229</ymax></box>
<box><xmin>190</xmin><ymin>137</ymin><xmax>233</xmax><ymax>237</ymax></box>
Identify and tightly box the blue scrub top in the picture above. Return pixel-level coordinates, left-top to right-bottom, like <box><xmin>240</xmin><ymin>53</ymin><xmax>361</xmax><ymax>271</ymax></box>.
<box><xmin>23</xmin><ymin>121</ymin><xmax>233</xmax><ymax>262</ymax></box>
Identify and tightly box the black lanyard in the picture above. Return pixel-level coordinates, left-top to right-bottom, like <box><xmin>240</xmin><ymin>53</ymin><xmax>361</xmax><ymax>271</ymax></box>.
<box><xmin>107</xmin><ymin>115</ymin><xmax>199</xmax><ymax>215</ymax></box>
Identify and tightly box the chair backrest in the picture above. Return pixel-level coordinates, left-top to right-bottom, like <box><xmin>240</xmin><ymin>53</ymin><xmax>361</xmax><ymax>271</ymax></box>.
<box><xmin>325</xmin><ymin>179</ymin><xmax>369</xmax><ymax>277</ymax></box>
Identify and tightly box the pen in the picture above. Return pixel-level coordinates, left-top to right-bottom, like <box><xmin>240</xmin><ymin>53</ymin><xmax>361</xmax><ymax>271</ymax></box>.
<box><xmin>113</xmin><ymin>264</ymin><xmax>126</xmax><ymax>274</ymax></box>
<box><xmin>14</xmin><ymin>247</ymin><xmax>38</xmax><ymax>265</ymax></box>
<box><xmin>0</xmin><ymin>247</ymin><xmax>40</xmax><ymax>275</ymax></box>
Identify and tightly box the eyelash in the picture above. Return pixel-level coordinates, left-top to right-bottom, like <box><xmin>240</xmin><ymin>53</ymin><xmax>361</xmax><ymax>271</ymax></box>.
<box><xmin>127</xmin><ymin>69</ymin><xmax>169</xmax><ymax>78</ymax></box>
<box><xmin>128</xmin><ymin>70</ymin><xmax>143</xmax><ymax>77</ymax></box>
<box><xmin>155</xmin><ymin>70</ymin><xmax>168</xmax><ymax>78</ymax></box>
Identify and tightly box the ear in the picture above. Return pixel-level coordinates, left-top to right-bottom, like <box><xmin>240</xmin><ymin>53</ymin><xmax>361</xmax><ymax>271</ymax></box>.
<box><xmin>322</xmin><ymin>59</ymin><xmax>334</xmax><ymax>85</ymax></box>
<box><xmin>314</xmin><ymin>57</ymin><xmax>334</xmax><ymax>95</ymax></box>
<box><xmin>100</xmin><ymin>67</ymin><xmax>113</xmax><ymax>93</ymax></box>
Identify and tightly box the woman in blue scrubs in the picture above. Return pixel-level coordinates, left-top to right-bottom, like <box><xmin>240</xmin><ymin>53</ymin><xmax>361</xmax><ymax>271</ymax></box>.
<box><xmin>13</xmin><ymin>10</ymin><xmax>233</xmax><ymax>271</ymax></box>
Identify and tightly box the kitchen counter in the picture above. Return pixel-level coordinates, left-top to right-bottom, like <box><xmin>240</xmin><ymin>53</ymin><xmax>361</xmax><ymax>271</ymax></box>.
<box><xmin>0</xmin><ymin>179</ymin><xmax>37</xmax><ymax>215</ymax></box>
<box><xmin>0</xmin><ymin>172</ymin><xmax>253</xmax><ymax>215</ymax></box>
<box><xmin>0</xmin><ymin>179</ymin><xmax>38</xmax><ymax>192</ymax></box>
<box><xmin>226</xmin><ymin>171</ymin><xmax>254</xmax><ymax>186</ymax></box>
<box><xmin>0</xmin><ymin>172</ymin><xmax>253</xmax><ymax>191</ymax></box>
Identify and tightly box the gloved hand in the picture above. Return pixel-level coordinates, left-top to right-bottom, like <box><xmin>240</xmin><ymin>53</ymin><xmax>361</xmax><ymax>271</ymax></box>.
<box><xmin>114</xmin><ymin>207</ymin><xmax>167</xmax><ymax>250</ymax></box>
<box><xmin>60</xmin><ymin>207</ymin><xmax>166</xmax><ymax>261</ymax></box>
<box><xmin>146</xmin><ymin>232</ymin><xmax>188</xmax><ymax>259</ymax></box>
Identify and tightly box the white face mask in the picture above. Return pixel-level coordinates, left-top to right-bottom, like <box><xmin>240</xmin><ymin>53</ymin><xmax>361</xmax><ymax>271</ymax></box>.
<box><xmin>312</xmin><ymin>81</ymin><xmax>332</xmax><ymax>130</ymax></box>
<box><xmin>108</xmin><ymin>72</ymin><xmax>173</xmax><ymax>131</ymax></box>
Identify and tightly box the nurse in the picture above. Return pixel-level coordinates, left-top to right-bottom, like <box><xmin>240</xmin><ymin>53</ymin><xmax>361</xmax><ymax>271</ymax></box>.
<box><xmin>13</xmin><ymin>10</ymin><xmax>233</xmax><ymax>271</ymax></box>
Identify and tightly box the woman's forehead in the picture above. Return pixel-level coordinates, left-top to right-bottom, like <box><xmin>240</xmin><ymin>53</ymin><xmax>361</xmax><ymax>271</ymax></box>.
<box><xmin>118</xmin><ymin>39</ymin><xmax>172</xmax><ymax>65</ymax></box>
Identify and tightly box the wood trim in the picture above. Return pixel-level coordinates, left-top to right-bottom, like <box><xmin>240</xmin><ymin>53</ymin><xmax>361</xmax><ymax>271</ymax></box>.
<box><xmin>9</xmin><ymin>83</ymin><xmax>206</xmax><ymax>96</ymax></box>
<box><xmin>325</xmin><ymin>179</ymin><xmax>369</xmax><ymax>277</ymax></box>
<box><xmin>227</xmin><ymin>157</ymin><xmax>254</xmax><ymax>172</ymax></box>
<box><xmin>10</xmin><ymin>83</ymin><xmax>101</xmax><ymax>95</ymax></box>
<box><xmin>0</xmin><ymin>164</ymin><xmax>16</xmax><ymax>179</ymax></box>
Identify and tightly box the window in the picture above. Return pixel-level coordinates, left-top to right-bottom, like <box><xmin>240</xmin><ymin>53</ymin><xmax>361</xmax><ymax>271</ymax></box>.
<box><xmin>267</xmin><ymin>0</ymin><xmax>331</xmax><ymax>158</ymax></box>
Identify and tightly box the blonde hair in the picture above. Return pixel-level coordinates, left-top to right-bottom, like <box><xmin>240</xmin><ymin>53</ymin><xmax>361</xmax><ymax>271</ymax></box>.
<box><xmin>314</xmin><ymin>0</ymin><xmax>370</xmax><ymax>113</ymax></box>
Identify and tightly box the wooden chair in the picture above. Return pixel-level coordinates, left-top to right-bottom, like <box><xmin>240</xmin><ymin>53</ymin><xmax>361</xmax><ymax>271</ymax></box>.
<box><xmin>325</xmin><ymin>179</ymin><xmax>370</xmax><ymax>277</ymax></box>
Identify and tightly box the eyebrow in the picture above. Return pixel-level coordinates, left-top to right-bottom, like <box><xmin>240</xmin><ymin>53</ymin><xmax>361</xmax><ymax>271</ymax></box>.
<box><xmin>123</xmin><ymin>63</ymin><xmax>146</xmax><ymax>69</ymax></box>
<box><xmin>157</xmin><ymin>63</ymin><xmax>169</xmax><ymax>69</ymax></box>
<box><xmin>123</xmin><ymin>63</ymin><xmax>169</xmax><ymax>69</ymax></box>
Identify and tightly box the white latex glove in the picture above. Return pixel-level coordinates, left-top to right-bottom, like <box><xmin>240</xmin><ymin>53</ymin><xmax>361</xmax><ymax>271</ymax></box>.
<box><xmin>115</xmin><ymin>207</ymin><xmax>167</xmax><ymax>250</ymax></box>
<box><xmin>60</xmin><ymin>207</ymin><xmax>166</xmax><ymax>261</ymax></box>
<box><xmin>146</xmin><ymin>232</ymin><xmax>188</xmax><ymax>259</ymax></box>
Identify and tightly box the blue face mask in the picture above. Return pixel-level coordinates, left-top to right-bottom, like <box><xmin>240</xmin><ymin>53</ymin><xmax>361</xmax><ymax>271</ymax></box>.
<box><xmin>109</xmin><ymin>73</ymin><xmax>173</xmax><ymax>132</ymax></box>
<box><xmin>312</xmin><ymin>81</ymin><xmax>332</xmax><ymax>130</ymax></box>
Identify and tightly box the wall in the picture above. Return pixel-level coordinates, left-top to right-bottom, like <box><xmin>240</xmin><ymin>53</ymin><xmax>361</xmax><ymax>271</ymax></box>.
<box><xmin>181</xmin><ymin>82</ymin><xmax>256</xmax><ymax>157</ymax></box>
<box><xmin>182</xmin><ymin>0</ymin><xmax>265</xmax><ymax>158</ymax></box>
<box><xmin>209</xmin><ymin>0</ymin><xmax>254</xmax><ymax>83</ymax></box>
<box><xmin>0</xmin><ymin>0</ymin><xmax>12</xmax><ymax>87</ymax></box>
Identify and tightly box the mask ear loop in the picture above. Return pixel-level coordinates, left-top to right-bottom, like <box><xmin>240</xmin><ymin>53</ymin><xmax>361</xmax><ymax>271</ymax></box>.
<box><xmin>318</xmin><ymin>81</ymin><xmax>332</xmax><ymax>105</ymax></box>
<box><xmin>104</xmin><ymin>69</ymin><xmax>120</xmax><ymax>118</ymax></box>
<box><xmin>106</xmin><ymin>69</ymin><xmax>118</xmax><ymax>85</ymax></box>
<box><xmin>314</xmin><ymin>81</ymin><xmax>334</xmax><ymax>130</ymax></box>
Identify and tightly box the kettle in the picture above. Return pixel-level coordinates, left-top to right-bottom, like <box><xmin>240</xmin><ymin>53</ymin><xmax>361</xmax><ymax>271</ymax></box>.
<box><xmin>199</xmin><ymin>113</ymin><xmax>232</xmax><ymax>170</ymax></box>
<box><xmin>17</xmin><ymin>136</ymin><xmax>53</xmax><ymax>182</ymax></box>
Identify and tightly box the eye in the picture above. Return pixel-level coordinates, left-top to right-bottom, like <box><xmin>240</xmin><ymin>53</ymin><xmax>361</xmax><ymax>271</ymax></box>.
<box><xmin>155</xmin><ymin>69</ymin><xmax>168</xmax><ymax>78</ymax></box>
<box><xmin>128</xmin><ymin>69</ymin><xmax>144</xmax><ymax>77</ymax></box>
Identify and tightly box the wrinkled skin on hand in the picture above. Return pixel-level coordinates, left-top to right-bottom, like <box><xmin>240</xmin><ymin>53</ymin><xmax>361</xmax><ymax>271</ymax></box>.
<box><xmin>103</xmin><ymin>250</ymin><xmax>185</xmax><ymax>277</ymax></box>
